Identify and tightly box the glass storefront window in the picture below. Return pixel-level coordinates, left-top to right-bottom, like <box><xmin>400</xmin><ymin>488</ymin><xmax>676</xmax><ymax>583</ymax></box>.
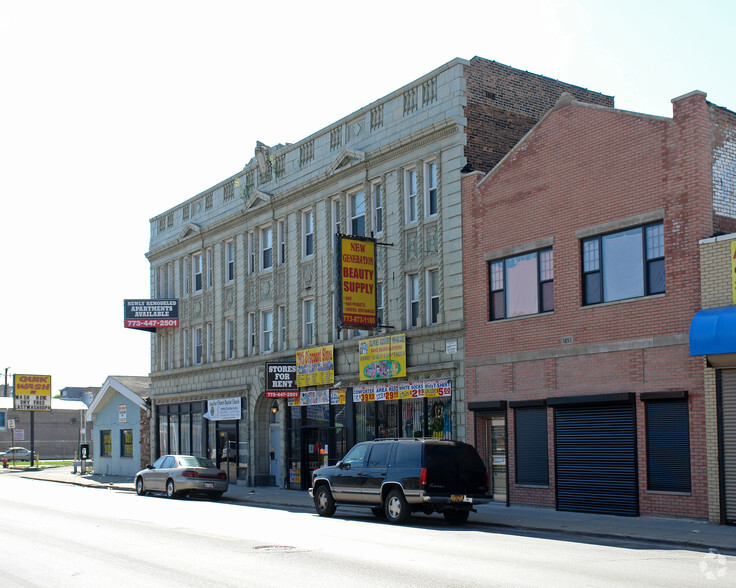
<box><xmin>305</xmin><ymin>405</ymin><xmax>329</xmax><ymax>426</ymax></box>
<box><xmin>333</xmin><ymin>403</ymin><xmax>347</xmax><ymax>462</ymax></box>
<box><xmin>377</xmin><ymin>400</ymin><xmax>400</xmax><ymax>438</ymax></box>
<box><xmin>169</xmin><ymin>413</ymin><xmax>180</xmax><ymax>454</ymax></box>
<box><xmin>192</xmin><ymin>413</ymin><xmax>203</xmax><ymax>457</ymax></box>
<box><xmin>401</xmin><ymin>397</ymin><xmax>425</xmax><ymax>438</ymax></box>
<box><xmin>181</xmin><ymin>413</ymin><xmax>191</xmax><ymax>455</ymax></box>
<box><xmin>429</xmin><ymin>398</ymin><xmax>452</xmax><ymax>439</ymax></box>
<box><xmin>355</xmin><ymin>402</ymin><xmax>376</xmax><ymax>442</ymax></box>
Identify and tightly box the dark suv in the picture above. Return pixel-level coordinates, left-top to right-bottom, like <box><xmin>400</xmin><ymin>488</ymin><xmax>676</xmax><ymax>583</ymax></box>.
<box><xmin>309</xmin><ymin>438</ymin><xmax>490</xmax><ymax>525</ymax></box>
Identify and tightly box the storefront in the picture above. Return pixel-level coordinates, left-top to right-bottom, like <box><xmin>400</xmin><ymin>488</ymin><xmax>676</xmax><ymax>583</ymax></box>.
<box><xmin>286</xmin><ymin>379</ymin><xmax>453</xmax><ymax>490</ymax></box>
<box><xmin>155</xmin><ymin>397</ymin><xmax>249</xmax><ymax>484</ymax></box>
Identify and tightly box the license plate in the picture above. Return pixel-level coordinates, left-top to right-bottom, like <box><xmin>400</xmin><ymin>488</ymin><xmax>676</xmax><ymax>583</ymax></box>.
<box><xmin>204</xmin><ymin>482</ymin><xmax>214</xmax><ymax>488</ymax></box>
<box><xmin>451</xmin><ymin>495</ymin><xmax>466</xmax><ymax>503</ymax></box>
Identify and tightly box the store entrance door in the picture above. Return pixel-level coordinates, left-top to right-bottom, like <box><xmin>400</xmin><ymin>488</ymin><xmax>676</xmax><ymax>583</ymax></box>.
<box><xmin>484</xmin><ymin>415</ymin><xmax>507</xmax><ymax>502</ymax></box>
<box><xmin>216</xmin><ymin>421</ymin><xmax>238</xmax><ymax>483</ymax></box>
<box><xmin>303</xmin><ymin>427</ymin><xmax>329</xmax><ymax>489</ymax></box>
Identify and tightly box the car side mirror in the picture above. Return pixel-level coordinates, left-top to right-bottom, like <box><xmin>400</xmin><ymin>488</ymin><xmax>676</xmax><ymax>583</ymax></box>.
<box><xmin>337</xmin><ymin>461</ymin><xmax>350</xmax><ymax>470</ymax></box>
<box><xmin>146</xmin><ymin>464</ymin><xmax>153</xmax><ymax>469</ymax></box>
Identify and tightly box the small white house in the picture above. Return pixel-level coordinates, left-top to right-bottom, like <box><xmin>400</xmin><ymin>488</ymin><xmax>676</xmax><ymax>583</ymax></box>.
<box><xmin>86</xmin><ymin>376</ymin><xmax>150</xmax><ymax>477</ymax></box>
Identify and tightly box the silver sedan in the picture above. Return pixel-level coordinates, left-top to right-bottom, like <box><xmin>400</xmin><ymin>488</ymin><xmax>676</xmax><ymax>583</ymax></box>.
<box><xmin>135</xmin><ymin>455</ymin><xmax>228</xmax><ymax>500</ymax></box>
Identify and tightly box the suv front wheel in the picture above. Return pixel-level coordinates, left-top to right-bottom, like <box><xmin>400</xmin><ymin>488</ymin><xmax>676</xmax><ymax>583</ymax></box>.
<box><xmin>384</xmin><ymin>489</ymin><xmax>411</xmax><ymax>525</ymax></box>
<box><xmin>314</xmin><ymin>485</ymin><xmax>336</xmax><ymax>517</ymax></box>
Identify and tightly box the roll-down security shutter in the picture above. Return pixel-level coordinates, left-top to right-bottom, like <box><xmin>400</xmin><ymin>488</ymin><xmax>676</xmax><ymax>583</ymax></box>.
<box><xmin>723</xmin><ymin>370</ymin><xmax>736</xmax><ymax>524</ymax></box>
<box><xmin>555</xmin><ymin>404</ymin><xmax>638</xmax><ymax>516</ymax></box>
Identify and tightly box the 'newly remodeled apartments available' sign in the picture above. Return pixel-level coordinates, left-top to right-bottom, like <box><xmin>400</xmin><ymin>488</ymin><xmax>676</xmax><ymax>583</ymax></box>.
<box><xmin>124</xmin><ymin>299</ymin><xmax>179</xmax><ymax>332</ymax></box>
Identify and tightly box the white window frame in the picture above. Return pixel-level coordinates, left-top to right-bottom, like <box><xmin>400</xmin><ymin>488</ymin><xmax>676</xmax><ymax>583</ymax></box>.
<box><xmin>426</xmin><ymin>268</ymin><xmax>439</xmax><ymax>325</ymax></box>
<box><xmin>248</xmin><ymin>312</ymin><xmax>256</xmax><ymax>355</ymax></box>
<box><xmin>225</xmin><ymin>240</ymin><xmax>235</xmax><ymax>283</ymax></box>
<box><xmin>278</xmin><ymin>305</ymin><xmax>287</xmax><ymax>351</ymax></box>
<box><xmin>407</xmin><ymin>273</ymin><xmax>420</xmax><ymax>328</ymax></box>
<box><xmin>248</xmin><ymin>231</ymin><xmax>255</xmax><ymax>275</ymax></box>
<box><xmin>424</xmin><ymin>160</ymin><xmax>438</xmax><ymax>217</ymax></box>
<box><xmin>332</xmin><ymin>197</ymin><xmax>342</xmax><ymax>240</ymax></box>
<box><xmin>193</xmin><ymin>327</ymin><xmax>203</xmax><ymax>365</ymax></box>
<box><xmin>372</xmin><ymin>182</ymin><xmax>383</xmax><ymax>236</ymax></box>
<box><xmin>405</xmin><ymin>168</ymin><xmax>418</xmax><ymax>224</ymax></box>
<box><xmin>376</xmin><ymin>281</ymin><xmax>385</xmax><ymax>327</ymax></box>
<box><xmin>225</xmin><ymin>319</ymin><xmax>235</xmax><ymax>360</ymax></box>
<box><xmin>303</xmin><ymin>299</ymin><xmax>315</xmax><ymax>346</ymax></box>
<box><xmin>192</xmin><ymin>253</ymin><xmax>203</xmax><ymax>293</ymax></box>
<box><xmin>302</xmin><ymin>209</ymin><xmax>314</xmax><ymax>258</ymax></box>
<box><xmin>277</xmin><ymin>219</ymin><xmax>286</xmax><ymax>266</ymax></box>
<box><xmin>350</xmin><ymin>190</ymin><xmax>366</xmax><ymax>237</ymax></box>
<box><xmin>261</xmin><ymin>310</ymin><xmax>273</xmax><ymax>354</ymax></box>
<box><xmin>261</xmin><ymin>226</ymin><xmax>273</xmax><ymax>271</ymax></box>
<box><xmin>206</xmin><ymin>323</ymin><xmax>213</xmax><ymax>362</ymax></box>
<box><xmin>183</xmin><ymin>328</ymin><xmax>190</xmax><ymax>366</ymax></box>
<box><xmin>206</xmin><ymin>248</ymin><xmax>213</xmax><ymax>289</ymax></box>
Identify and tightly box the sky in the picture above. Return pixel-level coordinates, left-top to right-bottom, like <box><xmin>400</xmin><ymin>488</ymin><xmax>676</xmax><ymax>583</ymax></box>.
<box><xmin>1</xmin><ymin>0</ymin><xmax>734</xmax><ymax>392</ymax></box>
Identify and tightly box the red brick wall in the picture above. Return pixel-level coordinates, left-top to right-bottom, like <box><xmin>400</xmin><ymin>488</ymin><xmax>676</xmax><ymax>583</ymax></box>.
<box><xmin>462</xmin><ymin>92</ymin><xmax>718</xmax><ymax>518</ymax></box>
<box><xmin>464</xmin><ymin>57</ymin><xmax>614</xmax><ymax>174</ymax></box>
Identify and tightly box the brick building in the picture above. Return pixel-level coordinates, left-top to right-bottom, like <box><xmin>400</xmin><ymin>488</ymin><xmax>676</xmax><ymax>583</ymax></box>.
<box><xmin>462</xmin><ymin>90</ymin><xmax>736</xmax><ymax>518</ymax></box>
<box><xmin>145</xmin><ymin>57</ymin><xmax>612</xmax><ymax>489</ymax></box>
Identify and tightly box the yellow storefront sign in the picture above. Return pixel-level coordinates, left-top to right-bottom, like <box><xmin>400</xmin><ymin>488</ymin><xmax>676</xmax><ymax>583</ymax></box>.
<box><xmin>358</xmin><ymin>333</ymin><xmax>406</xmax><ymax>381</ymax></box>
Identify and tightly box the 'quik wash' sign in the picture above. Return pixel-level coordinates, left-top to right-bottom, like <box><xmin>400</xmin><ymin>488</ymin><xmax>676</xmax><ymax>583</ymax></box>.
<box><xmin>13</xmin><ymin>374</ymin><xmax>52</xmax><ymax>411</ymax></box>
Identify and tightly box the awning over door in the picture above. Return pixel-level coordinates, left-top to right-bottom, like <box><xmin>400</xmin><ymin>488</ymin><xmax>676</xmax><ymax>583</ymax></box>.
<box><xmin>689</xmin><ymin>307</ymin><xmax>736</xmax><ymax>356</ymax></box>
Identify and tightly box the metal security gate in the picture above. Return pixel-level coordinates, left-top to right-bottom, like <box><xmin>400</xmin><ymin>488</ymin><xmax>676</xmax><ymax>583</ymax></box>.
<box><xmin>722</xmin><ymin>370</ymin><xmax>736</xmax><ymax>524</ymax></box>
<box><xmin>555</xmin><ymin>404</ymin><xmax>638</xmax><ymax>516</ymax></box>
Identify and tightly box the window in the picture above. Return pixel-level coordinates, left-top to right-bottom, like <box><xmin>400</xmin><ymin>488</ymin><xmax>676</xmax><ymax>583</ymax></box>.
<box><xmin>225</xmin><ymin>319</ymin><xmax>234</xmax><ymax>360</ymax></box>
<box><xmin>303</xmin><ymin>210</ymin><xmax>314</xmax><ymax>257</ymax></box>
<box><xmin>303</xmin><ymin>299</ymin><xmax>315</xmax><ymax>346</ymax></box>
<box><xmin>100</xmin><ymin>430</ymin><xmax>112</xmax><ymax>457</ymax></box>
<box><xmin>248</xmin><ymin>312</ymin><xmax>256</xmax><ymax>355</ymax></box>
<box><xmin>261</xmin><ymin>226</ymin><xmax>273</xmax><ymax>270</ymax></box>
<box><xmin>159</xmin><ymin>334</ymin><xmax>167</xmax><ymax>371</ymax></box>
<box><xmin>277</xmin><ymin>219</ymin><xmax>286</xmax><ymax>265</ymax></box>
<box><xmin>350</xmin><ymin>190</ymin><xmax>366</xmax><ymax>237</ymax></box>
<box><xmin>426</xmin><ymin>269</ymin><xmax>439</xmax><ymax>325</ymax></box>
<box><xmin>168</xmin><ymin>262</ymin><xmax>174</xmax><ymax>297</ymax></box>
<box><xmin>193</xmin><ymin>327</ymin><xmax>203</xmax><ymax>365</ymax></box>
<box><xmin>646</xmin><ymin>399</ymin><xmax>690</xmax><ymax>492</ymax></box>
<box><xmin>158</xmin><ymin>266</ymin><xmax>166</xmax><ymax>298</ymax></box>
<box><xmin>183</xmin><ymin>257</ymin><xmax>190</xmax><ymax>296</ymax></box>
<box><xmin>425</xmin><ymin>161</ymin><xmax>438</xmax><ymax>217</ymax></box>
<box><xmin>278</xmin><ymin>305</ymin><xmax>287</xmax><ymax>351</ymax></box>
<box><xmin>120</xmin><ymin>429</ymin><xmax>133</xmax><ymax>458</ymax></box>
<box><xmin>405</xmin><ymin>169</ymin><xmax>417</xmax><ymax>223</ymax></box>
<box><xmin>372</xmin><ymin>183</ymin><xmax>383</xmax><ymax>235</ymax></box>
<box><xmin>262</xmin><ymin>310</ymin><xmax>273</xmax><ymax>353</ymax></box>
<box><xmin>248</xmin><ymin>232</ymin><xmax>255</xmax><ymax>274</ymax></box>
<box><xmin>376</xmin><ymin>282</ymin><xmax>385</xmax><ymax>327</ymax></box>
<box><xmin>206</xmin><ymin>323</ymin><xmax>213</xmax><ymax>363</ymax></box>
<box><xmin>582</xmin><ymin>222</ymin><xmax>664</xmax><ymax>305</ymax></box>
<box><xmin>193</xmin><ymin>253</ymin><xmax>203</xmax><ymax>293</ymax></box>
<box><xmin>206</xmin><ymin>248</ymin><xmax>213</xmax><ymax>289</ymax></box>
<box><xmin>0</xmin><ymin>412</ymin><xmax>6</xmax><ymax>430</ymax></box>
<box><xmin>490</xmin><ymin>249</ymin><xmax>553</xmax><ymax>320</ymax></box>
<box><xmin>514</xmin><ymin>407</ymin><xmax>549</xmax><ymax>485</ymax></box>
<box><xmin>226</xmin><ymin>240</ymin><xmax>235</xmax><ymax>283</ymax></box>
<box><xmin>183</xmin><ymin>329</ymin><xmax>189</xmax><ymax>367</ymax></box>
<box><xmin>332</xmin><ymin>198</ymin><xmax>342</xmax><ymax>238</ymax></box>
<box><xmin>407</xmin><ymin>274</ymin><xmax>419</xmax><ymax>328</ymax></box>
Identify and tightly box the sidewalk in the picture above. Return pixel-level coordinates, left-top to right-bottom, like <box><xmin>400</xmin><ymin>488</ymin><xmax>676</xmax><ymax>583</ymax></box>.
<box><xmin>14</xmin><ymin>466</ymin><xmax>736</xmax><ymax>553</ymax></box>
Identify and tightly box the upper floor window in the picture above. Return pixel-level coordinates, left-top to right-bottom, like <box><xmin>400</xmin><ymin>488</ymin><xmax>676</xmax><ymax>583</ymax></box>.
<box><xmin>424</xmin><ymin>161</ymin><xmax>438</xmax><ymax>217</ymax></box>
<box><xmin>303</xmin><ymin>299</ymin><xmax>315</xmax><ymax>346</ymax></box>
<box><xmin>193</xmin><ymin>327</ymin><xmax>203</xmax><ymax>365</ymax></box>
<box><xmin>261</xmin><ymin>226</ymin><xmax>273</xmax><ymax>270</ymax></box>
<box><xmin>582</xmin><ymin>222</ymin><xmax>664</xmax><ymax>306</ymax></box>
<box><xmin>193</xmin><ymin>253</ymin><xmax>203</xmax><ymax>293</ymax></box>
<box><xmin>277</xmin><ymin>219</ymin><xmax>286</xmax><ymax>265</ymax></box>
<box><xmin>376</xmin><ymin>282</ymin><xmax>385</xmax><ymax>327</ymax></box>
<box><xmin>206</xmin><ymin>248</ymin><xmax>213</xmax><ymax>289</ymax></box>
<box><xmin>183</xmin><ymin>257</ymin><xmax>190</xmax><ymax>296</ymax></box>
<box><xmin>262</xmin><ymin>310</ymin><xmax>273</xmax><ymax>353</ymax></box>
<box><xmin>206</xmin><ymin>323</ymin><xmax>213</xmax><ymax>363</ymax></box>
<box><xmin>225</xmin><ymin>319</ymin><xmax>235</xmax><ymax>360</ymax></box>
<box><xmin>278</xmin><ymin>305</ymin><xmax>287</xmax><ymax>351</ymax></box>
<box><xmin>248</xmin><ymin>232</ymin><xmax>256</xmax><ymax>275</ymax></box>
<box><xmin>405</xmin><ymin>169</ymin><xmax>417</xmax><ymax>224</ymax></box>
<box><xmin>225</xmin><ymin>241</ymin><xmax>235</xmax><ymax>283</ymax></box>
<box><xmin>373</xmin><ymin>183</ymin><xmax>383</xmax><ymax>235</ymax></box>
<box><xmin>350</xmin><ymin>190</ymin><xmax>366</xmax><ymax>237</ymax></box>
<box><xmin>427</xmin><ymin>268</ymin><xmax>439</xmax><ymax>325</ymax></box>
<box><xmin>248</xmin><ymin>312</ymin><xmax>256</xmax><ymax>355</ymax></box>
<box><xmin>158</xmin><ymin>266</ymin><xmax>167</xmax><ymax>298</ymax></box>
<box><xmin>407</xmin><ymin>273</ymin><xmax>419</xmax><ymax>328</ymax></box>
<box><xmin>332</xmin><ymin>198</ymin><xmax>342</xmax><ymax>238</ymax></box>
<box><xmin>303</xmin><ymin>210</ymin><xmax>314</xmax><ymax>258</ymax></box>
<box><xmin>490</xmin><ymin>249</ymin><xmax>553</xmax><ymax>320</ymax></box>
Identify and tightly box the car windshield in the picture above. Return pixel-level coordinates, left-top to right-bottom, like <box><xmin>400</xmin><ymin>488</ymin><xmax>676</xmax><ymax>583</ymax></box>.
<box><xmin>178</xmin><ymin>456</ymin><xmax>216</xmax><ymax>468</ymax></box>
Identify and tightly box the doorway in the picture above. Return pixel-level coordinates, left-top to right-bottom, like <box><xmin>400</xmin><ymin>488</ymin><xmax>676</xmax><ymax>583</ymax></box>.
<box><xmin>216</xmin><ymin>421</ymin><xmax>238</xmax><ymax>483</ymax></box>
<box><xmin>484</xmin><ymin>415</ymin><xmax>507</xmax><ymax>502</ymax></box>
<box><xmin>303</xmin><ymin>427</ymin><xmax>329</xmax><ymax>489</ymax></box>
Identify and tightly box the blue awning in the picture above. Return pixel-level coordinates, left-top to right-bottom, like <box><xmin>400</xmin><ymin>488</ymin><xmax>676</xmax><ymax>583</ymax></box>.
<box><xmin>689</xmin><ymin>306</ymin><xmax>736</xmax><ymax>356</ymax></box>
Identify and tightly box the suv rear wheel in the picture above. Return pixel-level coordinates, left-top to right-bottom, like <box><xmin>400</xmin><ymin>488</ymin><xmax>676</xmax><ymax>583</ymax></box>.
<box><xmin>384</xmin><ymin>489</ymin><xmax>411</xmax><ymax>525</ymax></box>
<box><xmin>314</xmin><ymin>485</ymin><xmax>336</xmax><ymax>517</ymax></box>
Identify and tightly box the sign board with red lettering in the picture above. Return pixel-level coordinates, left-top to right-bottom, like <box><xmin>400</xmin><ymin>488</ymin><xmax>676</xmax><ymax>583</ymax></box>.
<box><xmin>265</xmin><ymin>362</ymin><xmax>299</xmax><ymax>398</ymax></box>
<box><xmin>124</xmin><ymin>299</ymin><xmax>179</xmax><ymax>332</ymax></box>
<box><xmin>335</xmin><ymin>234</ymin><xmax>377</xmax><ymax>329</ymax></box>
<box><xmin>13</xmin><ymin>374</ymin><xmax>52</xmax><ymax>411</ymax></box>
